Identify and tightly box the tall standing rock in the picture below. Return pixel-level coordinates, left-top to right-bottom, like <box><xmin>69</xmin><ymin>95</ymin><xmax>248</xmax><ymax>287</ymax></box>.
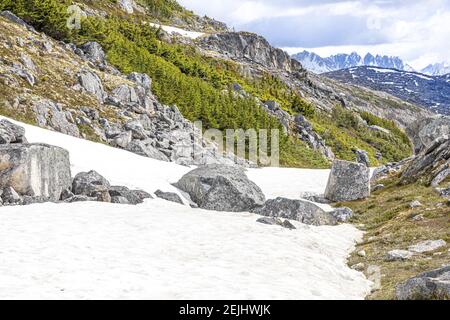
<box><xmin>0</xmin><ymin>143</ymin><xmax>71</xmax><ymax>201</ymax></box>
<box><xmin>324</xmin><ymin>160</ymin><xmax>370</xmax><ymax>202</ymax></box>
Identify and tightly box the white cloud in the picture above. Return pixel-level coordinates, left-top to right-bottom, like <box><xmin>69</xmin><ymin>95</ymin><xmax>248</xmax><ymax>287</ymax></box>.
<box><xmin>178</xmin><ymin>0</ymin><xmax>450</xmax><ymax>69</ymax></box>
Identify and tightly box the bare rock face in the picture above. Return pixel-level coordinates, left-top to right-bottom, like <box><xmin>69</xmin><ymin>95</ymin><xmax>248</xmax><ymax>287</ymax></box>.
<box><xmin>175</xmin><ymin>164</ymin><xmax>265</xmax><ymax>212</ymax></box>
<box><xmin>401</xmin><ymin>137</ymin><xmax>450</xmax><ymax>186</ymax></box>
<box><xmin>396</xmin><ymin>266</ymin><xmax>450</xmax><ymax>300</ymax></box>
<box><xmin>252</xmin><ymin>197</ymin><xmax>337</xmax><ymax>226</ymax></box>
<box><xmin>324</xmin><ymin>160</ymin><xmax>370</xmax><ymax>202</ymax></box>
<box><xmin>407</xmin><ymin>116</ymin><xmax>450</xmax><ymax>154</ymax></box>
<box><xmin>0</xmin><ymin>143</ymin><xmax>71</xmax><ymax>201</ymax></box>
<box><xmin>198</xmin><ymin>32</ymin><xmax>303</xmax><ymax>72</ymax></box>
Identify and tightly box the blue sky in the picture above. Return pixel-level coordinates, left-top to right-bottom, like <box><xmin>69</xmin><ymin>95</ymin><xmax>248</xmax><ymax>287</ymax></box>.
<box><xmin>178</xmin><ymin>0</ymin><xmax>450</xmax><ymax>69</ymax></box>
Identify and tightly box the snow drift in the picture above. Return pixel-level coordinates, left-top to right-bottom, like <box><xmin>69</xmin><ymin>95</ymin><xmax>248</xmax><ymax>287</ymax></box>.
<box><xmin>0</xmin><ymin>117</ymin><xmax>372</xmax><ymax>299</ymax></box>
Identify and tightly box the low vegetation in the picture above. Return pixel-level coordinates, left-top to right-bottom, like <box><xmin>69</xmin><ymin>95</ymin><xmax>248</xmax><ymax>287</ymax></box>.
<box><xmin>340</xmin><ymin>177</ymin><xmax>449</xmax><ymax>300</ymax></box>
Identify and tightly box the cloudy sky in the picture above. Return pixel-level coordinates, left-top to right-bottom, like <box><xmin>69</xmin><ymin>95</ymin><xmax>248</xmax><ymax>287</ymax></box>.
<box><xmin>178</xmin><ymin>0</ymin><xmax>450</xmax><ymax>70</ymax></box>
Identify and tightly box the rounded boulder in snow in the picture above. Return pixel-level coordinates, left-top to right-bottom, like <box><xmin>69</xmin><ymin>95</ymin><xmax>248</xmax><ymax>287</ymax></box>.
<box><xmin>174</xmin><ymin>164</ymin><xmax>265</xmax><ymax>212</ymax></box>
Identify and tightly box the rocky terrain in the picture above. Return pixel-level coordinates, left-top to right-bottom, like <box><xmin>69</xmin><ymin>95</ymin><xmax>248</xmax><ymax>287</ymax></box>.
<box><xmin>0</xmin><ymin>0</ymin><xmax>448</xmax><ymax>301</ymax></box>
<box><xmin>325</xmin><ymin>66</ymin><xmax>450</xmax><ymax>115</ymax></box>
<box><xmin>293</xmin><ymin>51</ymin><xmax>412</xmax><ymax>74</ymax></box>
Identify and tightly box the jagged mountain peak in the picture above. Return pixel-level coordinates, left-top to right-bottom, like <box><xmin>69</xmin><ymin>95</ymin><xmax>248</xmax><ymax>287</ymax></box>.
<box><xmin>292</xmin><ymin>50</ymin><xmax>409</xmax><ymax>74</ymax></box>
<box><xmin>421</xmin><ymin>62</ymin><xmax>450</xmax><ymax>76</ymax></box>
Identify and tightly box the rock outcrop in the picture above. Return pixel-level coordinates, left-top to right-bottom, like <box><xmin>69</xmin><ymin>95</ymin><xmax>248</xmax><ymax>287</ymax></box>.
<box><xmin>198</xmin><ymin>32</ymin><xmax>303</xmax><ymax>73</ymax></box>
<box><xmin>324</xmin><ymin>160</ymin><xmax>370</xmax><ymax>202</ymax></box>
<box><xmin>252</xmin><ymin>197</ymin><xmax>337</xmax><ymax>226</ymax></box>
<box><xmin>396</xmin><ymin>266</ymin><xmax>450</xmax><ymax>300</ymax></box>
<box><xmin>407</xmin><ymin>116</ymin><xmax>450</xmax><ymax>154</ymax></box>
<box><xmin>175</xmin><ymin>164</ymin><xmax>265</xmax><ymax>212</ymax></box>
<box><xmin>401</xmin><ymin>136</ymin><xmax>449</xmax><ymax>186</ymax></box>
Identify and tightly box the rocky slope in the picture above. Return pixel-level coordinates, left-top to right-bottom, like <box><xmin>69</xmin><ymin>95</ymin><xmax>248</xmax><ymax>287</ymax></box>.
<box><xmin>324</xmin><ymin>66</ymin><xmax>450</xmax><ymax>115</ymax></box>
<box><xmin>292</xmin><ymin>51</ymin><xmax>411</xmax><ymax>74</ymax></box>
<box><xmin>195</xmin><ymin>31</ymin><xmax>431</xmax><ymax>129</ymax></box>
<box><xmin>0</xmin><ymin>13</ymin><xmax>244</xmax><ymax>167</ymax></box>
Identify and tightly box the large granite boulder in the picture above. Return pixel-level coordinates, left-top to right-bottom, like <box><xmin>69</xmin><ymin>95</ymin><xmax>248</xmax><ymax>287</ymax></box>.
<box><xmin>324</xmin><ymin>160</ymin><xmax>370</xmax><ymax>202</ymax></box>
<box><xmin>72</xmin><ymin>170</ymin><xmax>110</xmax><ymax>197</ymax></box>
<box><xmin>0</xmin><ymin>119</ymin><xmax>27</xmax><ymax>144</ymax></box>
<box><xmin>396</xmin><ymin>266</ymin><xmax>450</xmax><ymax>300</ymax></box>
<box><xmin>0</xmin><ymin>143</ymin><xmax>71</xmax><ymax>201</ymax></box>
<box><xmin>252</xmin><ymin>197</ymin><xmax>337</xmax><ymax>226</ymax></box>
<box><xmin>174</xmin><ymin>164</ymin><xmax>265</xmax><ymax>212</ymax></box>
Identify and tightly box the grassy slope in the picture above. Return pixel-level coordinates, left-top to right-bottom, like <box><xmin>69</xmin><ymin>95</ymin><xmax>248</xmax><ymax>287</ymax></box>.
<box><xmin>339</xmin><ymin>177</ymin><xmax>449</xmax><ymax>300</ymax></box>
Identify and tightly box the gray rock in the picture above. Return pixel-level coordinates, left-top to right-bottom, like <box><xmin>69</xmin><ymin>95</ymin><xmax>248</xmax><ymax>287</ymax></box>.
<box><xmin>431</xmin><ymin>168</ymin><xmax>450</xmax><ymax>187</ymax></box>
<box><xmin>72</xmin><ymin>170</ymin><xmax>110</xmax><ymax>196</ymax></box>
<box><xmin>77</xmin><ymin>70</ymin><xmax>106</xmax><ymax>102</ymax></box>
<box><xmin>329</xmin><ymin>207</ymin><xmax>353</xmax><ymax>222</ymax></box>
<box><xmin>325</xmin><ymin>160</ymin><xmax>370</xmax><ymax>202</ymax></box>
<box><xmin>60</xmin><ymin>188</ymin><xmax>74</xmax><ymax>201</ymax></box>
<box><xmin>80</xmin><ymin>42</ymin><xmax>106</xmax><ymax>66</ymax></box>
<box><xmin>0</xmin><ymin>143</ymin><xmax>71</xmax><ymax>201</ymax></box>
<box><xmin>0</xmin><ymin>11</ymin><xmax>36</xmax><ymax>32</ymax></box>
<box><xmin>108</xmin><ymin>186</ymin><xmax>152</xmax><ymax>205</ymax></box>
<box><xmin>401</xmin><ymin>137</ymin><xmax>450</xmax><ymax>185</ymax></box>
<box><xmin>252</xmin><ymin>197</ymin><xmax>337</xmax><ymax>226</ymax></box>
<box><xmin>33</xmin><ymin>99</ymin><xmax>80</xmax><ymax>137</ymax></box>
<box><xmin>11</xmin><ymin>63</ymin><xmax>35</xmax><ymax>86</ymax></box>
<box><xmin>355</xmin><ymin>149</ymin><xmax>370</xmax><ymax>167</ymax></box>
<box><xmin>64</xmin><ymin>195</ymin><xmax>95</xmax><ymax>203</ymax></box>
<box><xmin>396</xmin><ymin>266</ymin><xmax>450</xmax><ymax>300</ymax></box>
<box><xmin>409</xmin><ymin>200</ymin><xmax>423</xmax><ymax>208</ymax></box>
<box><xmin>110</xmin><ymin>131</ymin><xmax>132</xmax><ymax>149</ymax></box>
<box><xmin>407</xmin><ymin>116</ymin><xmax>450</xmax><ymax>154</ymax></box>
<box><xmin>118</xmin><ymin>0</ymin><xmax>135</xmax><ymax>14</ymax></box>
<box><xmin>111</xmin><ymin>196</ymin><xmax>130</xmax><ymax>204</ymax></box>
<box><xmin>372</xmin><ymin>184</ymin><xmax>385</xmax><ymax>192</ymax></box>
<box><xmin>256</xmin><ymin>217</ymin><xmax>296</xmax><ymax>230</ymax></box>
<box><xmin>107</xmin><ymin>84</ymin><xmax>139</xmax><ymax>107</ymax></box>
<box><xmin>385</xmin><ymin>250</ymin><xmax>414</xmax><ymax>261</ymax></box>
<box><xmin>0</xmin><ymin>119</ymin><xmax>27</xmax><ymax>144</ymax></box>
<box><xmin>126</xmin><ymin>140</ymin><xmax>169</xmax><ymax>161</ymax></box>
<box><xmin>368</xmin><ymin>125</ymin><xmax>391</xmax><ymax>135</ymax></box>
<box><xmin>1</xmin><ymin>186</ymin><xmax>22</xmax><ymax>204</ymax></box>
<box><xmin>408</xmin><ymin>240</ymin><xmax>446</xmax><ymax>253</ymax></box>
<box><xmin>175</xmin><ymin>164</ymin><xmax>265</xmax><ymax>212</ymax></box>
<box><xmin>127</xmin><ymin>72</ymin><xmax>152</xmax><ymax>90</ymax></box>
<box><xmin>155</xmin><ymin>190</ymin><xmax>183</xmax><ymax>204</ymax></box>
<box><xmin>124</xmin><ymin>120</ymin><xmax>147</xmax><ymax>140</ymax></box>
<box><xmin>299</xmin><ymin>192</ymin><xmax>331</xmax><ymax>204</ymax></box>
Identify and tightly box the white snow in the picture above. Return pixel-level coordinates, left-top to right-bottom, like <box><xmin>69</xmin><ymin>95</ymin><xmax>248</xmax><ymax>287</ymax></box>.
<box><xmin>368</xmin><ymin>67</ymin><xmax>399</xmax><ymax>74</ymax></box>
<box><xmin>149</xmin><ymin>23</ymin><xmax>205</xmax><ymax>39</ymax></box>
<box><xmin>0</xmin><ymin>117</ymin><xmax>372</xmax><ymax>300</ymax></box>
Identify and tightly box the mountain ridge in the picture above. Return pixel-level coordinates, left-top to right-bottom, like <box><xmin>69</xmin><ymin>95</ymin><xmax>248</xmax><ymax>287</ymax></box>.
<box><xmin>324</xmin><ymin>66</ymin><xmax>450</xmax><ymax>115</ymax></box>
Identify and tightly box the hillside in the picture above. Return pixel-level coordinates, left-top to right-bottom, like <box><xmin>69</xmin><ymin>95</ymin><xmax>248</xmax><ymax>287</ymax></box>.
<box><xmin>325</xmin><ymin>66</ymin><xmax>450</xmax><ymax>116</ymax></box>
<box><xmin>0</xmin><ymin>0</ymin><xmax>429</xmax><ymax>169</ymax></box>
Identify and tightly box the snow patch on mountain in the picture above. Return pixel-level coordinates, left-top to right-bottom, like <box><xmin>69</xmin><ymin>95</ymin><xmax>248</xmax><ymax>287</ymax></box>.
<box><xmin>293</xmin><ymin>51</ymin><xmax>410</xmax><ymax>74</ymax></box>
<box><xmin>0</xmin><ymin>117</ymin><xmax>372</xmax><ymax>300</ymax></box>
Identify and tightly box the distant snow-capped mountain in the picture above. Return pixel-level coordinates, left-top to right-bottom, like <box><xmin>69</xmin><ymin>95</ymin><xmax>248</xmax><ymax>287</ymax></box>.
<box><xmin>421</xmin><ymin>62</ymin><xmax>450</xmax><ymax>76</ymax></box>
<box><xmin>292</xmin><ymin>51</ymin><xmax>412</xmax><ymax>74</ymax></box>
<box><xmin>324</xmin><ymin>66</ymin><xmax>450</xmax><ymax>115</ymax></box>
